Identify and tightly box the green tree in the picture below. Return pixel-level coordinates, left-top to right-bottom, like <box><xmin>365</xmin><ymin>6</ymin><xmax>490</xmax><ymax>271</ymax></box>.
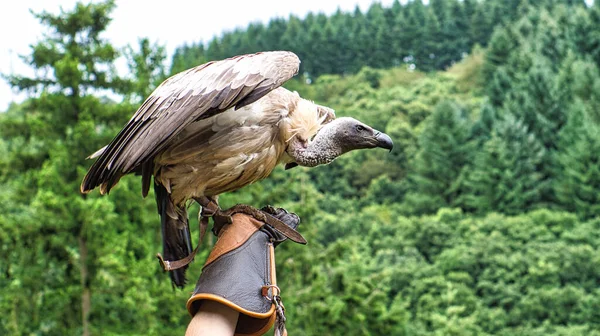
<box><xmin>403</xmin><ymin>0</ymin><xmax>427</xmax><ymax>68</ymax></box>
<box><xmin>589</xmin><ymin>4</ymin><xmax>600</xmax><ymax>66</ymax></box>
<box><xmin>422</xmin><ymin>7</ymin><xmax>442</xmax><ymax>71</ymax></box>
<box><xmin>262</xmin><ymin>17</ymin><xmax>287</xmax><ymax>51</ymax></box>
<box><xmin>447</xmin><ymin>0</ymin><xmax>470</xmax><ymax>59</ymax></box>
<box><xmin>388</xmin><ymin>2</ymin><xmax>406</xmax><ymax>66</ymax></box>
<box><xmin>460</xmin><ymin>114</ymin><xmax>545</xmax><ymax>214</ymax></box>
<box><xmin>281</xmin><ymin>15</ymin><xmax>307</xmax><ymax>73</ymax></box>
<box><xmin>362</xmin><ymin>3</ymin><xmax>390</xmax><ymax>69</ymax></box>
<box><xmin>482</xmin><ymin>26</ymin><xmax>520</xmax><ymax>97</ymax></box>
<box><xmin>170</xmin><ymin>43</ymin><xmax>206</xmax><ymax>74</ymax></box>
<box><xmin>469</xmin><ymin>3</ymin><xmax>490</xmax><ymax>47</ymax></box>
<box><xmin>350</xmin><ymin>7</ymin><xmax>371</xmax><ymax>73</ymax></box>
<box><xmin>329</xmin><ymin>10</ymin><xmax>356</xmax><ymax>73</ymax></box>
<box><xmin>470</xmin><ymin>102</ymin><xmax>498</xmax><ymax>143</ymax></box>
<box><xmin>123</xmin><ymin>37</ymin><xmax>167</xmax><ymax>102</ymax></box>
<box><xmin>504</xmin><ymin>57</ymin><xmax>566</xmax><ymax>150</ymax></box>
<box><xmin>404</xmin><ymin>101</ymin><xmax>473</xmax><ymax>214</ymax></box>
<box><xmin>305</xmin><ymin>16</ymin><xmax>327</xmax><ymax>76</ymax></box>
<box><xmin>1</xmin><ymin>2</ymin><xmax>188</xmax><ymax>335</ymax></box>
<box><xmin>554</xmin><ymin>104</ymin><xmax>600</xmax><ymax>219</ymax></box>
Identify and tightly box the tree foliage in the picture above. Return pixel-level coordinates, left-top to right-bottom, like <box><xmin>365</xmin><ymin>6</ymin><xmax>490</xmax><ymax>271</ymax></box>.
<box><xmin>1</xmin><ymin>2</ymin><xmax>187</xmax><ymax>335</ymax></box>
<box><xmin>170</xmin><ymin>0</ymin><xmax>556</xmax><ymax>77</ymax></box>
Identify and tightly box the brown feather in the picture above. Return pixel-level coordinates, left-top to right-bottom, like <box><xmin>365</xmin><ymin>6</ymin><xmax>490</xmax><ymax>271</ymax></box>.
<box><xmin>81</xmin><ymin>51</ymin><xmax>300</xmax><ymax>195</ymax></box>
<box><xmin>153</xmin><ymin>90</ymin><xmax>295</xmax><ymax>205</ymax></box>
<box><xmin>141</xmin><ymin>160</ymin><xmax>153</xmax><ymax>198</ymax></box>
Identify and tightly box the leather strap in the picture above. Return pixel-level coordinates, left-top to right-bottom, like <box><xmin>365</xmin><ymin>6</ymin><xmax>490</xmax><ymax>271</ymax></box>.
<box><xmin>157</xmin><ymin>215</ymin><xmax>209</xmax><ymax>272</ymax></box>
<box><xmin>221</xmin><ymin>205</ymin><xmax>307</xmax><ymax>245</ymax></box>
<box><xmin>157</xmin><ymin>204</ymin><xmax>306</xmax><ymax>272</ymax></box>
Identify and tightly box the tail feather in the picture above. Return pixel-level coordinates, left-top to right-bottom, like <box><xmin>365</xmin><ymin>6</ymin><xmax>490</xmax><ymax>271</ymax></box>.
<box><xmin>155</xmin><ymin>183</ymin><xmax>193</xmax><ymax>288</ymax></box>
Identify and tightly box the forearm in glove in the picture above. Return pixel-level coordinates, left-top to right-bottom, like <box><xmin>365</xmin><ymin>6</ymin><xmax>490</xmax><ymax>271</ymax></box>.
<box><xmin>187</xmin><ymin>206</ymin><xmax>301</xmax><ymax>336</ymax></box>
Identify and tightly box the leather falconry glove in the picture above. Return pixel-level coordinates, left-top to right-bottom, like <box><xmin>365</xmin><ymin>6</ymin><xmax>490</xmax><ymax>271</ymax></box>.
<box><xmin>187</xmin><ymin>206</ymin><xmax>302</xmax><ymax>336</ymax></box>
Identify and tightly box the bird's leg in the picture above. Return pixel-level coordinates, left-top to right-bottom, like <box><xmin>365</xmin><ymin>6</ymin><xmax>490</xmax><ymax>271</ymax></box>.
<box><xmin>194</xmin><ymin>196</ymin><xmax>233</xmax><ymax>235</ymax></box>
<box><xmin>195</xmin><ymin>196</ymin><xmax>219</xmax><ymax>217</ymax></box>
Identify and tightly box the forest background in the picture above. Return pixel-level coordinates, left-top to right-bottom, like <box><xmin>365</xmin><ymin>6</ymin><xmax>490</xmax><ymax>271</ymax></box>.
<box><xmin>2</xmin><ymin>0</ymin><xmax>600</xmax><ymax>335</ymax></box>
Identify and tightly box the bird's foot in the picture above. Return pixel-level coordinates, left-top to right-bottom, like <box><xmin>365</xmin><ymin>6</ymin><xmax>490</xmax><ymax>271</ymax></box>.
<box><xmin>194</xmin><ymin>196</ymin><xmax>234</xmax><ymax>235</ymax></box>
<box><xmin>193</xmin><ymin>200</ymin><xmax>306</xmax><ymax>243</ymax></box>
<box><xmin>195</xmin><ymin>196</ymin><xmax>219</xmax><ymax>216</ymax></box>
<box><xmin>222</xmin><ymin>204</ymin><xmax>307</xmax><ymax>244</ymax></box>
<box><xmin>211</xmin><ymin>210</ymin><xmax>233</xmax><ymax>235</ymax></box>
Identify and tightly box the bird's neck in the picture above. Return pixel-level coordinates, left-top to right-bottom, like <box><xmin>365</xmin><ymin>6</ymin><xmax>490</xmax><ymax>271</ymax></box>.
<box><xmin>288</xmin><ymin>123</ymin><xmax>344</xmax><ymax>167</ymax></box>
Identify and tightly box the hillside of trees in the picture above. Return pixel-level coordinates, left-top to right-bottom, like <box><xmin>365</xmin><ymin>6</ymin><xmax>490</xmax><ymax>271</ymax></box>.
<box><xmin>171</xmin><ymin>0</ymin><xmax>593</xmax><ymax>76</ymax></box>
<box><xmin>1</xmin><ymin>0</ymin><xmax>600</xmax><ymax>335</ymax></box>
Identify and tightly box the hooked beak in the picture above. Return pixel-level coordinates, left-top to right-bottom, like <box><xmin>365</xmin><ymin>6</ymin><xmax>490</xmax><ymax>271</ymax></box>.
<box><xmin>375</xmin><ymin>131</ymin><xmax>394</xmax><ymax>152</ymax></box>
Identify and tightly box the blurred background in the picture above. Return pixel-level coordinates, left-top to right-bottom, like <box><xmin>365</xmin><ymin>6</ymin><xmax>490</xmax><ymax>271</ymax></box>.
<box><xmin>1</xmin><ymin>0</ymin><xmax>600</xmax><ymax>335</ymax></box>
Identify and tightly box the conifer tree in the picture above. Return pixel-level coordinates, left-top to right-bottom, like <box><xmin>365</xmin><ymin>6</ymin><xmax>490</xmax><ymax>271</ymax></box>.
<box><xmin>470</xmin><ymin>102</ymin><xmax>498</xmax><ymax>143</ymax></box>
<box><xmin>368</xmin><ymin>3</ymin><xmax>392</xmax><ymax>68</ymax></box>
<box><xmin>435</xmin><ymin>0</ymin><xmax>469</xmax><ymax>69</ymax></box>
<box><xmin>554</xmin><ymin>102</ymin><xmax>600</xmax><ymax>219</ymax></box>
<box><xmin>263</xmin><ymin>18</ymin><xmax>287</xmax><ymax>51</ymax></box>
<box><xmin>2</xmin><ymin>2</ymin><xmax>182</xmax><ymax>334</ymax></box>
<box><xmin>352</xmin><ymin>7</ymin><xmax>373</xmax><ymax>72</ymax></box>
<box><xmin>123</xmin><ymin>38</ymin><xmax>166</xmax><ymax>102</ymax></box>
<box><xmin>462</xmin><ymin>0</ymin><xmax>477</xmax><ymax>25</ymax></box>
<box><xmin>330</xmin><ymin>10</ymin><xmax>355</xmax><ymax>73</ymax></box>
<box><xmin>170</xmin><ymin>43</ymin><xmax>206</xmax><ymax>74</ymax></box>
<box><xmin>281</xmin><ymin>15</ymin><xmax>307</xmax><ymax>72</ymax></box>
<box><xmin>388</xmin><ymin>1</ymin><xmax>406</xmax><ymax>66</ymax></box>
<box><xmin>306</xmin><ymin>18</ymin><xmax>326</xmax><ymax>76</ymax></box>
<box><xmin>403</xmin><ymin>0</ymin><xmax>428</xmax><ymax>69</ymax></box>
<box><xmin>482</xmin><ymin>26</ymin><xmax>520</xmax><ymax>87</ymax></box>
<box><xmin>505</xmin><ymin>56</ymin><xmax>566</xmax><ymax>150</ymax></box>
<box><xmin>422</xmin><ymin>7</ymin><xmax>442</xmax><ymax>71</ymax></box>
<box><xmin>405</xmin><ymin>101</ymin><xmax>473</xmax><ymax>214</ymax></box>
<box><xmin>205</xmin><ymin>37</ymin><xmax>223</xmax><ymax>61</ymax></box>
<box><xmin>460</xmin><ymin>114</ymin><xmax>545</xmax><ymax>214</ymax></box>
<box><xmin>392</xmin><ymin>3</ymin><xmax>411</xmax><ymax>67</ymax></box>
<box><xmin>449</xmin><ymin>0</ymin><xmax>470</xmax><ymax>56</ymax></box>
<box><xmin>470</xmin><ymin>3</ymin><xmax>491</xmax><ymax>47</ymax></box>
<box><xmin>588</xmin><ymin>3</ymin><xmax>600</xmax><ymax>67</ymax></box>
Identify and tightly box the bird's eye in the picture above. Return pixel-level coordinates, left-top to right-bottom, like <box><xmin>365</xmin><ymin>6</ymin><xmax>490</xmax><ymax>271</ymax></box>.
<box><xmin>356</xmin><ymin>125</ymin><xmax>365</xmax><ymax>132</ymax></box>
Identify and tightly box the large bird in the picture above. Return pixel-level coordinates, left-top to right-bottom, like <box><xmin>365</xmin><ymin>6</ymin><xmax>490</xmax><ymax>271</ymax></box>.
<box><xmin>81</xmin><ymin>51</ymin><xmax>393</xmax><ymax>287</ymax></box>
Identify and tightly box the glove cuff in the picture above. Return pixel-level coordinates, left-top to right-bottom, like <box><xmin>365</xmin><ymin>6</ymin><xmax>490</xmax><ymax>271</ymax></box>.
<box><xmin>187</xmin><ymin>213</ymin><xmax>278</xmax><ymax>336</ymax></box>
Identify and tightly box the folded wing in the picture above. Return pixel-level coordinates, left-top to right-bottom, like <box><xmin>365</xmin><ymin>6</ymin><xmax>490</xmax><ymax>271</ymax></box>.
<box><xmin>81</xmin><ymin>51</ymin><xmax>300</xmax><ymax>195</ymax></box>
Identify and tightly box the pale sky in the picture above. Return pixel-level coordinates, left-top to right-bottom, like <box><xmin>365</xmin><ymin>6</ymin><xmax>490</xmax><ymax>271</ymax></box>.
<box><xmin>0</xmin><ymin>0</ymin><xmax>394</xmax><ymax>111</ymax></box>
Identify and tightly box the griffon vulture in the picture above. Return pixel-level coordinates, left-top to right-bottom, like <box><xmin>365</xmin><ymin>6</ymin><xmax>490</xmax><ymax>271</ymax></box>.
<box><xmin>81</xmin><ymin>51</ymin><xmax>393</xmax><ymax>287</ymax></box>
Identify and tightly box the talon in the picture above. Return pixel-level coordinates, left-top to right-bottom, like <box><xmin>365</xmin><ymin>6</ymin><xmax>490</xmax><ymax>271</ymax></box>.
<box><xmin>212</xmin><ymin>211</ymin><xmax>233</xmax><ymax>235</ymax></box>
<box><xmin>217</xmin><ymin>212</ymin><xmax>233</xmax><ymax>224</ymax></box>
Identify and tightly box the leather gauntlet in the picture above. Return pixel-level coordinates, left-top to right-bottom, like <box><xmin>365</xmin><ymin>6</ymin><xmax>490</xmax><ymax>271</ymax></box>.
<box><xmin>187</xmin><ymin>206</ymin><xmax>300</xmax><ymax>336</ymax></box>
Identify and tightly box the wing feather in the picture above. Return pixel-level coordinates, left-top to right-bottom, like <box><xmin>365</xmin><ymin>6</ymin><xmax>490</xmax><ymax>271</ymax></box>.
<box><xmin>81</xmin><ymin>51</ymin><xmax>300</xmax><ymax>194</ymax></box>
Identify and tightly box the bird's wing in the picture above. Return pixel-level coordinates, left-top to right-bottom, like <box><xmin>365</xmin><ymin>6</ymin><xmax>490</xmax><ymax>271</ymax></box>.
<box><xmin>81</xmin><ymin>51</ymin><xmax>300</xmax><ymax>194</ymax></box>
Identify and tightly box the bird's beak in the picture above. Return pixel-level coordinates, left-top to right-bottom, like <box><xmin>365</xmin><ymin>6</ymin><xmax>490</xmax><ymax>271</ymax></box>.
<box><xmin>375</xmin><ymin>131</ymin><xmax>394</xmax><ymax>152</ymax></box>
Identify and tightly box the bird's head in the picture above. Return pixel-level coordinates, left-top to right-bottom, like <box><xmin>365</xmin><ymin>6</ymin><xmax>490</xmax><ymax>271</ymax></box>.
<box><xmin>287</xmin><ymin>117</ymin><xmax>393</xmax><ymax>168</ymax></box>
<box><xmin>327</xmin><ymin>117</ymin><xmax>394</xmax><ymax>153</ymax></box>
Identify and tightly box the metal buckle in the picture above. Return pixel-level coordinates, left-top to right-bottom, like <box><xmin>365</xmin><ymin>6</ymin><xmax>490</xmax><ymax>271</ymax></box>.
<box><xmin>262</xmin><ymin>284</ymin><xmax>281</xmax><ymax>301</ymax></box>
